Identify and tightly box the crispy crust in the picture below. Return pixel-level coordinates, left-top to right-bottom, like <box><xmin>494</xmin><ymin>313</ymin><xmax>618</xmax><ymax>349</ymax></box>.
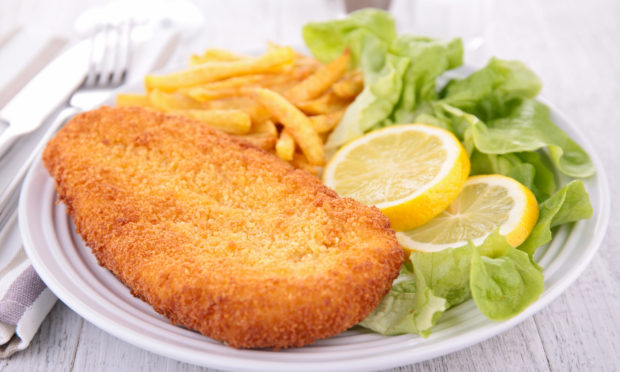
<box><xmin>42</xmin><ymin>106</ymin><xmax>403</xmax><ymax>349</ymax></box>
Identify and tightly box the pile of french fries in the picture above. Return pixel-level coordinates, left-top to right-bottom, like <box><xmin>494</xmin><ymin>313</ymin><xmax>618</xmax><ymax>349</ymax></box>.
<box><xmin>116</xmin><ymin>44</ymin><xmax>363</xmax><ymax>174</ymax></box>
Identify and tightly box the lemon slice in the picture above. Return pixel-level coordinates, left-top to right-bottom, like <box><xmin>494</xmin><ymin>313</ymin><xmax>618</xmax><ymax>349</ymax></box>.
<box><xmin>397</xmin><ymin>174</ymin><xmax>540</xmax><ymax>253</ymax></box>
<box><xmin>322</xmin><ymin>124</ymin><xmax>470</xmax><ymax>231</ymax></box>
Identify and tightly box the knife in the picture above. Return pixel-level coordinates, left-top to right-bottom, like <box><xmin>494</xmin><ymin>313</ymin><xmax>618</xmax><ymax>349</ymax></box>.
<box><xmin>0</xmin><ymin>26</ymin><xmax>182</xmax><ymax>229</ymax></box>
<box><xmin>0</xmin><ymin>39</ymin><xmax>90</xmax><ymax>157</ymax></box>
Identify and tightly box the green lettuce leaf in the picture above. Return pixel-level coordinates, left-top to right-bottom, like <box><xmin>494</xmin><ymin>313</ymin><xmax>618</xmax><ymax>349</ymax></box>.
<box><xmin>432</xmin><ymin>102</ymin><xmax>480</xmax><ymax>149</ymax></box>
<box><xmin>412</xmin><ymin>111</ymin><xmax>454</xmax><ymax>132</ymax></box>
<box><xmin>440</xmin><ymin>58</ymin><xmax>541</xmax><ymax>119</ymax></box>
<box><xmin>470</xmin><ymin>231</ymin><xmax>544</xmax><ymax>321</ymax></box>
<box><xmin>435</xmin><ymin>98</ymin><xmax>594</xmax><ymax>178</ymax></box>
<box><xmin>304</xmin><ymin>9</ymin><xmax>462</xmax><ymax>150</ymax></box>
<box><xmin>302</xmin><ymin>8</ymin><xmax>396</xmax><ymax>67</ymax></box>
<box><xmin>389</xmin><ymin>35</ymin><xmax>463</xmax><ymax>123</ymax></box>
<box><xmin>470</xmin><ymin>99</ymin><xmax>594</xmax><ymax>178</ymax></box>
<box><xmin>359</xmin><ymin>264</ymin><xmax>447</xmax><ymax>337</ymax></box>
<box><xmin>410</xmin><ymin>243</ymin><xmax>473</xmax><ymax>307</ymax></box>
<box><xmin>325</xmin><ymin>54</ymin><xmax>409</xmax><ymax>150</ymax></box>
<box><xmin>304</xmin><ymin>9</ymin><xmax>595</xmax><ymax>336</ymax></box>
<box><xmin>519</xmin><ymin>180</ymin><xmax>593</xmax><ymax>255</ymax></box>
<box><xmin>437</xmin><ymin>58</ymin><xmax>594</xmax><ymax>178</ymax></box>
<box><xmin>470</xmin><ymin>150</ymin><xmax>556</xmax><ymax>202</ymax></box>
<box><xmin>364</xmin><ymin>228</ymin><xmax>549</xmax><ymax>334</ymax></box>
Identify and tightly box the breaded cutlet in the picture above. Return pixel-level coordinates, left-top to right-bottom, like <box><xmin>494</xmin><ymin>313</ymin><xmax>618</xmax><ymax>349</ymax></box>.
<box><xmin>42</xmin><ymin>106</ymin><xmax>403</xmax><ymax>349</ymax></box>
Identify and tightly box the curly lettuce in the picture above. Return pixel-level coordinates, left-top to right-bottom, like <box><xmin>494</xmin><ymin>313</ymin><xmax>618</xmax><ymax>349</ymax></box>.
<box><xmin>303</xmin><ymin>8</ymin><xmax>595</xmax><ymax>336</ymax></box>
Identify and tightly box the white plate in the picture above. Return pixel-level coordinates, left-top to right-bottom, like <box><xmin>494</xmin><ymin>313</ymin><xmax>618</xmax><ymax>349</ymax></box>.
<box><xmin>19</xmin><ymin>99</ymin><xmax>609</xmax><ymax>371</ymax></box>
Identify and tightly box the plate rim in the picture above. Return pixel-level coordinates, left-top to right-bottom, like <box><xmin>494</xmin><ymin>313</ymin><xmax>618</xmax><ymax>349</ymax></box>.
<box><xmin>19</xmin><ymin>95</ymin><xmax>610</xmax><ymax>371</ymax></box>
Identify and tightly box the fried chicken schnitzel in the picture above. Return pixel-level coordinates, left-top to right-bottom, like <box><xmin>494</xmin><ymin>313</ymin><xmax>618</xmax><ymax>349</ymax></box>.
<box><xmin>42</xmin><ymin>106</ymin><xmax>403</xmax><ymax>349</ymax></box>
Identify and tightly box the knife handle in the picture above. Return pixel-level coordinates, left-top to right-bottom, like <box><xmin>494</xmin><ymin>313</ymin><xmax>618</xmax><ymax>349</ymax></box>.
<box><xmin>0</xmin><ymin>124</ymin><xmax>19</xmax><ymax>158</ymax></box>
<box><xmin>0</xmin><ymin>40</ymin><xmax>89</xmax><ymax>160</ymax></box>
<box><xmin>0</xmin><ymin>106</ymin><xmax>79</xmax><ymax>217</ymax></box>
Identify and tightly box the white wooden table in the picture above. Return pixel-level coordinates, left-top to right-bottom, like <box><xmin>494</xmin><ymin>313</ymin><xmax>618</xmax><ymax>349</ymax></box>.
<box><xmin>1</xmin><ymin>0</ymin><xmax>619</xmax><ymax>370</ymax></box>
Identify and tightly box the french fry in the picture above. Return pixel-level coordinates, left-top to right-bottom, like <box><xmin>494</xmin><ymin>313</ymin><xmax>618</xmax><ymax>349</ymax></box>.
<box><xmin>206</xmin><ymin>96</ymin><xmax>272</xmax><ymax>124</ymax></box>
<box><xmin>189</xmin><ymin>75</ymin><xmax>269</xmax><ymax>100</ymax></box>
<box><xmin>257</xmin><ymin>70</ymin><xmax>310</xmax><ymax>94</ymax></box>
<box><xmin>295</xmin><ymin>91</ymin><xmax>351</xmax><ymax>115</ymax></box>
<box><xmin>285</xmin><ymin>49</ymin><xmax>350</xmax><ymax>103</ymax></box>
<box><xmin>189</xmin><ymin>73</ymin><xmax>299</xmax><ymax>102</ymax></box>
<box><xmin>244</xmin><ymin>103</ymin><xmax>273</xmax><ymax>125</ymax></box>
<box><xmin>309</xmin><ymin>115</ymin><xmax>329</xmax><ymax>133</ymax></box>
<box><xmin>116</xmin><ymin>43</ymin><xmax>355</xmax><ymax>173</ymax></box>
<box><xmin>145</xmin><ymin>47</ymin><xmax>296</xmax><ymax>91</ymax></box>
<box><xmin>266</xmin><ymin>41</ymin><xmax>284</xmax><ymax>51</ymax></box>
<box><xmin>294</xmin><ymin>52</ymin><xmax>322</xmax><ymax>69</ymax></box>
<box><xmin>289</xmin><ymin>64</ymin><xmax>317</xmax><ymax>81</ymax></box>
<box><xmin>263</xmin><ymin>80</ymin><xmax>298</xmax><ymax>95</ymax></box>
<box><xmin>236</xmin><ymin>120</ymin><xmax>278</xmax><ymax>150</ymax></box>
<box><xmin>295</xmin><ymin>94</ymin><xmax>330</xmax><ymax>115</ymax></box>
<box><xmin>247</xmin><ymin>87</ymin><xmax>325</xmax><ymax>166</ymax></box>
<box><xmin>318</xmin><ymin>131</ymin><xmax>329</xmax><ymax>143</ymax></box>
<box><xmin>189</xmin><ymin>87</ymin><xmax>244</xmax><ymax>102</ymax></box>
<box><xmin>291</xmin><ymin>152</ymin><xmax>318</xmax><ymax>176</ymax></box>
<box><xmin>203</xmin><ymin>96</ymin><xmax>255</xmax><ymax>109</ymax></box>
<box><xmin>275</xmin><ymin>129</ymin><xmax>295</xmax><ymax>161</ymax></box>
<box><xmin>148</xmin><ymin>89</ymin><xmax>204</xmax><ymax>111</ymax></box>
<box><xmin>267</xmin><ymin>47</ymin><xmax>316</xmax><ymax>77</ymax></box>
<box><xmin>116</xmin><ymin>93</ymin><xmax>151</xmax><ymax>107</ymax></box>
<box><xmin>324</xmin><ymin>109</ymin><xmax>345</xmax><ymax>131</ymax></box>
<box><xmin>189</xmin><ymin>49</ymin><xmax>247</xmax><ymax>65</ymax></box>
<box><xmin>309</xmin><ymin>109</ymin><xmax>344</xmax><ymax>133</ymax></box>
<box><xmin>172</xmin><ymin>109</ymin><xmax>251</xmax><ymax>134</ymax></box>
<box><xmin>189</xmin><ymin>66</ymin><xmax>318</xmax><ymax>102</ymax></box>
<box><xmin>333</xmin><ymin>71</ymin><xmax>363</xmax><ymax>98</ymax></box>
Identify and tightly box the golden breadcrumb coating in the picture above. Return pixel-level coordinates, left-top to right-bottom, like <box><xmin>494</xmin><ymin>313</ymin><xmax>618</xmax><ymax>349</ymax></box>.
<box><xmin>42</xmin><ymin>106</ymin><xmax>403</xmax><ymax>349</ymax></box>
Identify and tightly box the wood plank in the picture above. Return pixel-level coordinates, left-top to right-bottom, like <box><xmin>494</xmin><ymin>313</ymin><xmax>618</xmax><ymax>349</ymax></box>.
<box><xmin>385</xmin><ymin>318</ymin><xmax>550</xmax><ymax>372</ymax></box>
<box><xmin>0</xmin><ymin>303</ymin><xmax>82</xmax><ymax>371</ymax></box>
<box><xmin>509</xmin><ymin>0</ymin><xmax>620</xmax><ymax>370</ymax></box>
<box><xmin>533</xmin><ymin>259</ymin><xmax>620</xmax><ymax>371</ymax></box>
<box><xmin>71</xmin><ymin>316</ymin><xmax>211</xmax><ymax>371</ymax></box>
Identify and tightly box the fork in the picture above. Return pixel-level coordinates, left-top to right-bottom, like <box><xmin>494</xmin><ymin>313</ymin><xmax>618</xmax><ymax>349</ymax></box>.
<box><xmin>0</xmin><ymin>21</ymin><xmax>133</xmax><ymax>232</ymax></box>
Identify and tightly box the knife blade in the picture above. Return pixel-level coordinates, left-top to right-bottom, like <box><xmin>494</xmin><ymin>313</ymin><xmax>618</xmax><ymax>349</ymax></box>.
<box><xmin>0</xmin><ymin>39</ymin><xmax>90</xmax><ymax>157</ymax></box>
<box><xmin>0</xmin><ymin>34</ymin><xmax>68</xmax><ymax>109</ymax></box>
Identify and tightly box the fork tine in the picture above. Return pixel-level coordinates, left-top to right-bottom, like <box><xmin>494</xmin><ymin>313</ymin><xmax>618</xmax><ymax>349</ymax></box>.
<box><xmin>100</xmin><ymin>23</ymin><xmax>115</xmax><ymax>85</ymax></box>
<box><xmin>84</xmin><ymin>24</ymin><xmax>103</xmax><ymax>87</ymax></box>
<box><xmin>83</xmin><ymin>21</ymin><xmax>133</xmax><ymax>89</ymax></box>
<box><xmin>110</xmin><ymin>20</ymin><xmax>133</xmax><ymax>86</ymax></box>
<box><xmin>122</xmin><ymin>20</ymin><xmax>134</xmax><ymax>83</ymax></box>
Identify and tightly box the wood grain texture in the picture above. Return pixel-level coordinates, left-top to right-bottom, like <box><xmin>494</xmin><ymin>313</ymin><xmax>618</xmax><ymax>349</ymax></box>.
<box><xmin>0</xmin><ymin>303</ymin><xmax>83</xmax><ymax>371</ymax></box>
<box><xmin>1</xmin><ymin>0</ymin><xmax>619</xmax><ymax>370</ymax></box>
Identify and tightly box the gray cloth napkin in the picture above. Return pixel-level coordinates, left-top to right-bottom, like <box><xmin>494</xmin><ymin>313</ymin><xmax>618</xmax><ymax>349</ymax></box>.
<box><xmin>0</xmin><ymin>242</ymin><xmax>56</xmax><ymax>357</ymax></box>
<box><xmin>0</xmin><ymin>210</ymin><xmax>57</xmax><ymax>358</ymax></box>
<box><xmin>0</xmin><ymin>28</ymin><xmax>66</xmax><ymax>358</ymax></box>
